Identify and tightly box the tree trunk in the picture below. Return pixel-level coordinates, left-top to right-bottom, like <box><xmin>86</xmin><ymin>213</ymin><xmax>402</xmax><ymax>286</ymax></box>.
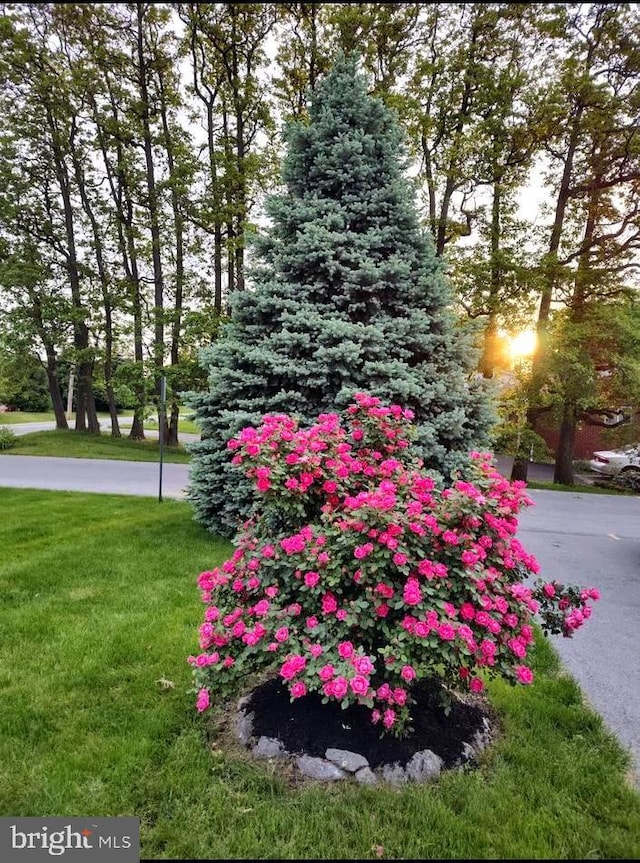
<box><xmin>222</xmin><ymin>104</ymin><xmax>236</xmax><ymax>298</ymax></box>
<box><xmin>209</xmin><ymin>104</ymin><xmax>224</xmax><ymax>316</ymax></box>
<box><xmin>158</xmin><ymin>70</ymin><xmax>183</xmax><ymax>448</ymax></box>
<box><xmin>91</xmin><ymin>87</ymin><xmax>146</xmax><ymax>439</ymax></box>
<box><xmin>552</xmin><ymin>176</ymin><xmax>600</xmax><ymax>484</ymax></box>
<box><xmin>510</xmin><ymin>456</ymin><xmax>529</xmax><ymax>483</ymax></box>
<box><xmin>188</xmin><ymin>12</ymin><xmax>224</xmax><ymax>317</ymax></box>
<box><xmin>435</xmin><ymin>16</ymin><xmax>478</xmax><ymax>256</ymax></box>
<box><xmin>45</xmin><ymin>104</ymin><xmax>99</xmax><ymax>435</ymax></box>
<box><xmin>532</xmin><ymin>34</ymin><xmax>596</xmax><ymax>373</ymax></box>
<box><xmin>480</xmin><ymin>177</ymin><xmax>502</xmax><ymax>378</ymax></box>
<box><xmin>30</xmin><ymin>290</ymin><xmax>68</xmax><ymax>430</ymax></box>
<box><xmin>44</xmin><ymin>352</ymin><xmax>68</xmax><ymax>430</ymax></box>
<box><xmin>554</xmin><ymin>403</ymin><xmax>576</xmax><ymax>485</ymax></box>
<box><xmin>136</xmin><ymin>2</ymin><xmax>167</xmax><ymax>441</ymax></box>
<box><xmin>230</xmin><ymin>4</ymin><xmax>246</xmax><ymax>292</ymax></box>
<box><xmin>70</xmin><ymin>135</ymin><xmax>120</xmax><ymax>437</ymax></box>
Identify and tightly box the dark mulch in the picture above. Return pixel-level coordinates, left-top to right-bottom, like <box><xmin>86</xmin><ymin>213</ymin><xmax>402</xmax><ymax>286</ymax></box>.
<box><xmin>245</xmin><ymin>676</ymin><xmax>492</xmax><ymax>770</ymax></box>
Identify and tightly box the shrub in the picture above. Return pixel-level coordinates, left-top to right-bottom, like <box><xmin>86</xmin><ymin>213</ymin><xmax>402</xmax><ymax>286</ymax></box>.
<box><xmin>0</xmin><ymin>426</ymin><xmax>16</xmax><ymax>450</ymax></box>
<box><xmin>491</xmin><ymin>421</ymin><xmax>553</xmax><ymax>463</ymax></box>
<box><xmin>190</xmin><ymin>394</ymin><xmax>598</xmax><ymax>736</ymax></box>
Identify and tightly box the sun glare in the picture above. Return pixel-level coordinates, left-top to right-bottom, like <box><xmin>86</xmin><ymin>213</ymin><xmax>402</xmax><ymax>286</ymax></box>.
<box><xmin>508</xmin><ymin>329</ymin><xmax>538</xmax><ymax>361</ymax></box>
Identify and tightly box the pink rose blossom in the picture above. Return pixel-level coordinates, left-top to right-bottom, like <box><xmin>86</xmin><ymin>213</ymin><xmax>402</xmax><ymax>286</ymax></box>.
<box><xmin>304</xmin><ymin>571</ymin><xmax>320</xmax><ymax>587</ymax></box>
<box><xmin>508</xmin><ymin>638</ymin><xmax>527</xmax><ymax>658</ymax></box>
<box><xmin>321</xmin><ymin>592</ymin><xmax>338</xmax><ymax>614</ymax></box>
<box><xmin>414</xmin><ymin>620</ymin><xmax>431</xmax><ymax>638</ymax></box>
<box><xmin>469</xmin><ymin>677</ymin><xmax>484</xmax><ymax>693</ymax></box>
<box><xmin>338</xmin><ymin>641</ymin><xmax>355</xmax><ymax>659</ymax></box>
<box><xmin>442</xmin><ymin>530</ymin><xmax>459</xmax><ymax>545</ymax></box>
<box><xmin>516</xmin><ymin>665</ymin><xmax>534</xmax><ymax>684</ymax></box>
<box><xmin>353</xmin><ymin>656</ymin><xmax>374</xmax><ymax>675</ymax></box>
<box><xmin>383</xmin><ymin>708</ymin><xmax>396</xmax><ymax>729</ymax></box>
<box><xmin>231</xmin><ymin>620</ymin><xmax>246</xmax><ymax>638</ymax></box>
<box><xmin>349</xmin><ymin>675</ymin><xmax>370</xmax><ymax>696</ymax></box>
<box><xmin>461</xmin><ymin>550</ymin><xmax>479</xmax><ymax>567</ymax></box>
<box><xmin>253</xmin><ymin>599</ymin><xmax>270</xmax><ymax>617</ymax></box>
<box><xmin>460</xmin><ymin>602</ymin><xmax>475</xmax><ymax>621</ymax></box>
<box><xmin>438</xmin><ymin>623</ymin><xmax>456</xmax><ymax>641</ymax></box>
<box><xmin>376</xmin><ymin>683</ymin><xmax>392</xmax><ymax>701</ymax></box>
<box><xmin>196</xmin><ymin>688</ymin><xmax>210</xmax><ymax>712</ymax></box>
<box><xmin>290</xmin><ymin>681</ymin><xmax>307</xmax><ymax>699</ymax></box>
<box><xmin>275</xmin><ymin>627</ymin><xmax>289</xmax><ymax>643</ymax></box>
<box><xmin>403</xmin><ymin>577</ymin><xmax>422</xmax><ymax>606</ymax></box>
<box><xmin>331</xmin><ymin>676</ymin><xmax>348</xmax><ymax>699</ymax></box>
<box><xmin>400</xmin><ymin>664</ymin><xmax>416</xmax><ymax>682</ymax></box>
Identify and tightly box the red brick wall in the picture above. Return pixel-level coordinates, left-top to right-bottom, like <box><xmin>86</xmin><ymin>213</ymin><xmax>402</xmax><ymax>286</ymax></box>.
<box><xmin>535</xmin><ymin>411</ymin><xmax>640</xmax><ymax>459</ymax></box>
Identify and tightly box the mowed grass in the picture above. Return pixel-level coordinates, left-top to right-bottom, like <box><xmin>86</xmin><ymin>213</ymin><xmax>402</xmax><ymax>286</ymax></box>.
<box><xmin>527</xmin><ymin>479</ymin><xmax>636</xmax><ymax>496</ymax></box>
<box><xmin>0</xmin><ymin>411</ymin><xmax>59</xmax><ymax>423</ymax></box>
<box><xmin>2</xmin><ymin>430</ymin><xmax>190</xmax><ymax>463</ymax></box>
<box><xmin>0</xmin><ymin>410</ymin><xmax>198</xmax><ymax>434</ymax></box>
<box><xmin>1</xmin><ymin>489</ymin><xmax>639</xmax><ymax>859</ymax></box>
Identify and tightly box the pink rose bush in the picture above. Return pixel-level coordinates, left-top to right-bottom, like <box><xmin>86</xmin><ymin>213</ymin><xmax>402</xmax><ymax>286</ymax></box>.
<box><xmin>189</xmin><ymin>393</ymin><xmax>599</xmax><ymax>736</ymax></box>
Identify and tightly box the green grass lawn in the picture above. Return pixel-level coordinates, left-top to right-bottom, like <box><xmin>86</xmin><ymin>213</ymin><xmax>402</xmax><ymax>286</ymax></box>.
<box><xmin>0</xmin><ymin>489</ymin><xmax>638</xmax><ymax>859</ymax></box>
<box><xmin>527</xmin><ymin>480</ymin><xmax>635</xmax><ymax>496</ymax></box>
<box><xmin>144</xmin><ymin>417</ymin><xmax>200</xmax><ymax>435</ymax></box>
<box><xmin>0</xmin><ymin>410</ymin><xmax>60</xmax><ymax>423</ymax></box>
<box><xmin>0</xmin><ymin>430</ymin><xmax>191</xmax><ymax>463</ymax></box>
<box><xmin>0</xmin><ymin>409</ymin><xmax>199</xmax><ymax>434</ymax></box>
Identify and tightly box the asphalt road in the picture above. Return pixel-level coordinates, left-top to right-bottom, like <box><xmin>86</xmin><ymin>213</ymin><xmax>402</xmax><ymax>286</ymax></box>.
<box><xmin>517</xmin><ymin>489</ymin><xmax>640</xmax><ymax>785</ymax></box>
<box><xmin>0</xmin><ymin>455</ymin><xmax>190</xmax><ymax>498</ymax></box>
<box><xmin>0</xmin><ymin>451</ymin><xmax>638</xmax><ymax>783</ymax></box>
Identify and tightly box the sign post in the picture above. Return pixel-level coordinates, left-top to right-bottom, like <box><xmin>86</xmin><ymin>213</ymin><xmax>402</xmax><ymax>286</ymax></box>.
<box><xmin>158</xmin><ymin>376</ymin><xmax>166</xmax><ymax>503</ymax></box>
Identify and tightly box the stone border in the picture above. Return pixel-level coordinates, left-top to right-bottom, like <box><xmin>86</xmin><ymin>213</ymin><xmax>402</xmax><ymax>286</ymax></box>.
<box><xmin>234</xmin><ymin>695</ymin><xmax>493</xmax><ymax>786</ymax></box>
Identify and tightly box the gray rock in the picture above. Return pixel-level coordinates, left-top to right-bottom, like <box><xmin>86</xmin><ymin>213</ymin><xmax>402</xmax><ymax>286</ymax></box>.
<box><xmin>237</xmin><ymin>694</ymin><xmax>252</xmax><ymax>711</ymax></box>
<box><xmin>380</xmin><ymin>763</ymin><xmax>408</xmax><ymax>786</ymax></box>
<box><xmin>405</xmin><ymin>749</ymin><xmax>443</xmax><ymax>783</ymax></box>
<box><xmin>471</xmin><ymin>725</ymin><xmax>492</xmax><ymax>755</ymax></box>
<box><xmin>234</xmin><ymin>710</ymin><xmax>255</xmax><ymax>746</ymax></box>
<box><xmin>252</xmin><ymin>736</ymin><xmax>287</xmax><ymax>759</ymax></box>
<box><xmin>296</xmin><ymin>755</ymin><xmax>348</xmax><ymax>781</ymax></box>
<box><xmin>355</xmin><ymin>766</ymin><xmax>378</xmax><ymax>785</ymax></box>
<box><xmin>325</xmin><ymin>748</ymin><xmax>369</xmax><ymax>773</ymax></box>
<box><xmin>461</xmin><ymin>742</ymin><xmax>476</xmax><ymax>762</ymax></box>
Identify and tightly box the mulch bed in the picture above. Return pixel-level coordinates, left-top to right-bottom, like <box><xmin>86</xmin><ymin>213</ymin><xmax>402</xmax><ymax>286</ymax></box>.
<box><xmin>245</xmin><ymin>676</ymin><xmax>493</xmax><ymax>769</ymax></box>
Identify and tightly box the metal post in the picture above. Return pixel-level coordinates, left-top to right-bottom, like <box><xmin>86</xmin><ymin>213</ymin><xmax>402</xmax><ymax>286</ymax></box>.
<box><xmin>66</xmin><ymin>367</ymin><xmax>75</xmax><ymax>421</ymax></box>
<box><xmin>158</xmin><ymin>375</ymin><xmax>166</xmax><ymax>503</ymax></box>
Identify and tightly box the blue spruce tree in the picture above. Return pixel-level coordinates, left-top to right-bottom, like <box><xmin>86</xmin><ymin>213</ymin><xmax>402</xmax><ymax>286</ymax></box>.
<box><xmin>187</xmin><ymin>56</ymin><xmax>494</xmax><ymax>537</ymax></box>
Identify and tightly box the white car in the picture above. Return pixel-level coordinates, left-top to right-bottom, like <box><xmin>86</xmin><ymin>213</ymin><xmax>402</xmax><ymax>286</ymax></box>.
<box><xmin>589</xmin><ymin>443</ymin><xmax>640</xmax><ymax>478</ymax></box>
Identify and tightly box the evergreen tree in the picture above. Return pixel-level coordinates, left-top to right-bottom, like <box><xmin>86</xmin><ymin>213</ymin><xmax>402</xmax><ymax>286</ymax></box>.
<box><xmin>187</xmin><ymin>56</ymin><xmax>493</xmax><ymax>537</ymax></box>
